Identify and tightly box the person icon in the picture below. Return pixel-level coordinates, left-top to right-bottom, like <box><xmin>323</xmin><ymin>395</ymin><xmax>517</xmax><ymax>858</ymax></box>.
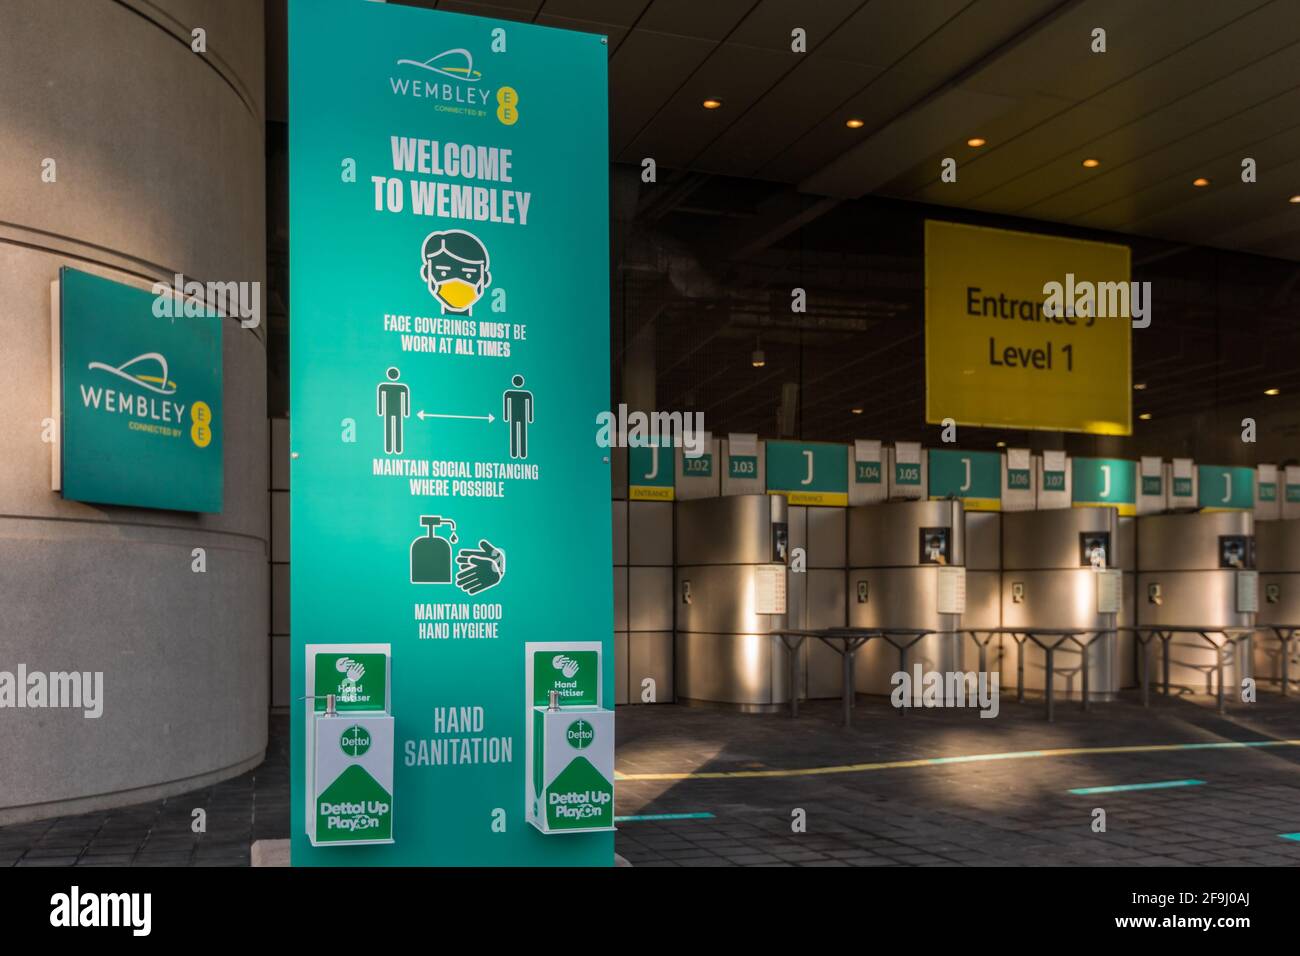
<box><xmin>502</xmin><ymin>374</ymin><xmax>533</xmax><ymax>460</ymax></box>
<box><xmin>377</xmin><ymin>367</ymin><xmax>409</xmax><ymax>455</ymax></box>
<box><xmin>419</xmin><ymin>229</ymin><xmax>492</xmax><ymax>315</ymax></box>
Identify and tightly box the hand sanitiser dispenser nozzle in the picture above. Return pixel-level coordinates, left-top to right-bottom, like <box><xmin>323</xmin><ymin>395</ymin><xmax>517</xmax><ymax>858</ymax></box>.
<box><xmin>525</xmin><ymin>643</ymin><xmax>615</xmax><ymax>835</ymax></box>
<box><xmin>305</xmin><ymin>644</ymin><xmax>395</xmax><ymax>847</ymax></box>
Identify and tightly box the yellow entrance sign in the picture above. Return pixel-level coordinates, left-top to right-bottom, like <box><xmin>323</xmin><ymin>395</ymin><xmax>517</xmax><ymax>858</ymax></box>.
<box><xmin>925</xmin><ymin>221</ymin><xmax>1132</xmax><ymax>435</ymax></box>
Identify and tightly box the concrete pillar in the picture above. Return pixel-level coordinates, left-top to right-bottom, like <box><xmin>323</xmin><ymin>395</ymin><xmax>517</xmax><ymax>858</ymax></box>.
<box><xmin>0</xmin><ymin>0</ymin><xmax>268</xmax><ymax>824</ymax></box>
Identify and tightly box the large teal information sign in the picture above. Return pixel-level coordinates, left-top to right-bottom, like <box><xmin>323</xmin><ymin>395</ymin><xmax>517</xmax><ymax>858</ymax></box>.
<box><xmin>289</xmin><ymin>0</ymin><xmax>611</xmax><ymax>866</ymax></box>
<box><xmin>56</xmin><ymin>267</ymin><xmax>223</xmax><ymax>512</ymax></box>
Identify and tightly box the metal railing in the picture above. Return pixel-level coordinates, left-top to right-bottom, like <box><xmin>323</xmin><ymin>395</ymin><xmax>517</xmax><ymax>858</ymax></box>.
<box><xmin>773</xmin><ymin>626</ymin><xmax>1110</xmax><ymax>726</ymax></box>
<box><xmin>963</xmin><ymin>628</ymin><xmax>1112</xmax><ymax>723</ymax></box>
<box><xmin>770</xmin><ymin>624</ymin><xmax>1300</xmax><ymax>725</ymax></box>
<box><xmin>1255</xmin><ymin>625</ymin><xmax>1300</xmax><ymax>697</ymax></box>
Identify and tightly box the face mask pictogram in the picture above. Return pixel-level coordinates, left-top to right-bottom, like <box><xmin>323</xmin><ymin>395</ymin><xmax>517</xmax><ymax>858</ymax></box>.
<box><xmin>432</xmin><ymin>276</ymin><xmax>481</xmax><ymax>311</ymax></box>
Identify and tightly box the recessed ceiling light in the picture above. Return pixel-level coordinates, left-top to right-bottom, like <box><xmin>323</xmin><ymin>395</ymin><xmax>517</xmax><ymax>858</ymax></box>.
<box><xmin>1139</xmin><ymin>412</ymin><xmax>1152</xmax><ymax>420</ymax></box>
<box><xmin>1192</xmin><ymin>177</ymin><xmax>1211</xmax><ymax>187</ymax></box>
<box><xmin>1289</xmin><ymin>195</ymin><xmax>1300</xmax><ymax>204</ymax></box>
<box><xmin>845</xmin><ymin>118</ymin><xmax>864</xmax><ymax>129</ymax></box>
<box><xmin>995</xmin><ymin>441</ymin><xmax>1007</xmax><ymax>448</ymax></box>
<box><xmin>966</xmin><ymin>137</ymin><xmax>986</xmax><ymax>148</ymax></box>
<box><xmin>1133</xmin><ymin>382</ymin><xmax>1147</xmax><ymax>390</ymax></box>
<box><xmin>1265</xmin><ymin>388</ymin><xmax>1281</xmax><ymax>396</ymax></box>
<box><xmin>851</xmin><ymin>407</ymin><xmax>864</xmax><ymax>415</ymax></box>
<box><xmin>1082</xmin><ymin>158</ymin><xmax>1100</xmax><ymax>168</ymax></box>
<box><xmin>702</xmin><ymin>98</ymin><xmax>723</xmax><ymax>110</ymax></box>
<box><xmin>751</xmin><ymin>349</ymin><xmax>766</xmax><ymax>368</ymax></box>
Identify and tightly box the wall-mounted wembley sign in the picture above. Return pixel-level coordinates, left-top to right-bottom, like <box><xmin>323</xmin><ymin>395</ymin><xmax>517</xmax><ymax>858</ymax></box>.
<box><xmin>52</xmin><ymin>267</ymin><xmax>224</xmax><ymax>512</ymax></box>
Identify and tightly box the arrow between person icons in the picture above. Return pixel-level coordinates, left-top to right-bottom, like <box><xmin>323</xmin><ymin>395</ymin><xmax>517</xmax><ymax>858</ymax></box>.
<box><xmin>415</xmin><ymin>410</ymin><xmax>495</xmax><ymax>423</ymax></box>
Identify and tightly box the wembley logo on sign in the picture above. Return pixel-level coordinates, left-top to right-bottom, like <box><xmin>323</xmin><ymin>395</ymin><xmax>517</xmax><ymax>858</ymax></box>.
<box><xmin>55</xmin><ymin>267</ymin><xmax>223</xmax><ymax>512</ymax></box>
<box><xmin>80</xmin><ymin>352</ymin><xmax>215</xmax><ymax>448</ymax></box>
<box><xmin>389</xmin><ymin>46</ymin><xmax>520</xmax><ymax>125</ymax></box>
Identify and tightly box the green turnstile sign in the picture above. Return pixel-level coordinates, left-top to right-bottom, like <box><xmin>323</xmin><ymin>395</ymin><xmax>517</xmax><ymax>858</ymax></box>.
<box><xmin>55</xmin><ymin>267</ymin><xmax>223</xmax><ymax>512</ymax></box>
<box><xmin>728</xmin><ymin>455</ymin><xmax>758</xmax><ymax>479</ymax></box>
<box><xmin>629</xmin><ymin>443</ymin><xmax>674</xmax><ymax>500</ymax></box>
<box><xmin>1072</xmin><ymin>457</ymin><xmax>1136</xmax><ymax>516</ymax></box>
<box><xmin>765</xmin><ymin>441</ymin><xmax>848</xmax><ymax>506</ymax></box>
<box><xmin>1197</xmin><ymin>465</ymin><xmax>1254</xmax><ymax>511</ymax></box>
<box><xmin>289</xmin><ymin>0</ymin><xmax>611</xmax><ymax>866</ymax></box>
<box><xmin>681</xmin><ymin>452</ymin><xmax>713</xmax><ymax>478</ymax></box>
<box><xmin>927</xmin><ymin>449</ymin><xmax>1001</xmax><ymax>511</ymax></box>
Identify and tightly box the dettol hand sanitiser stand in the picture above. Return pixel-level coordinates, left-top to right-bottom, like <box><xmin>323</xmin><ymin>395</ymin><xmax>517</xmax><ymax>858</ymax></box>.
<box><xmin>524</xmin><ymin>643</ymin><xmax>615</xmax><ymax>834</ymax></box>
<box><xmin>305</xmin><ymin>644</ymin><xmax>395</xmax><ymax>846</ymax></box>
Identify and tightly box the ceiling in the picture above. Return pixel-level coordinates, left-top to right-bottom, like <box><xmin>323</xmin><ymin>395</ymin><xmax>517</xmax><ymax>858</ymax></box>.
<box><xmin>415</xmin><ymin>0</ymin><xmax>1300</xmax><ymax>261</ymax></box>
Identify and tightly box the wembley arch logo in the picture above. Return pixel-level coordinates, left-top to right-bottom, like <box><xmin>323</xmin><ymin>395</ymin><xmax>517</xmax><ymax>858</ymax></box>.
<box><xmin>88</xmin><ymin>352</ymin><xmax>176</xmax><ymax>395</ymax></box>
<box><xmin>82</xmin><ymin>351</ymin><xmax>214</xmax><ymax>448</ymax></box>
<box><xmin>396</xmin><ymin>48</ymin><xmax>483</xmax><ymax>82</ymax></box>
<box><xmin>390</xmin><ymin>46</ymin><xmax>519</xmax><ymax>125</ymax></box>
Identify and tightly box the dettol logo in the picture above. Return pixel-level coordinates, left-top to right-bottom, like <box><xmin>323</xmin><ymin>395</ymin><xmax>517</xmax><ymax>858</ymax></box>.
<box><xmin>552</xmin><ymin>654</ymin><xmax>579</xmax><ymax>678</ymax></box>
<box><xmin>340</xmin><ymin>725</ymin><xmax>372</xmax><ymax>757</ymax></box>
<box><xmin>566</xmin><ymin>719</ymin><xmax>594</xmax><ymax>750</ymax></box>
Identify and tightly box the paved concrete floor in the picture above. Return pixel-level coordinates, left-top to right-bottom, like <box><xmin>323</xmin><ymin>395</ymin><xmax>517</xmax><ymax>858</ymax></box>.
<box><xmin>2</xmin><ymin>693</ymin><xmax>1299</xmax><ymax>866</ymax></box>
<box><xmin>615</xmin><ymin>692</ymin><xmax>1300</xmax><ymax>867</ymax></box>
<box><xmin>0</xmin><ymin>715</ymin><xmax>289</xmax><ymax>867</ymax></box>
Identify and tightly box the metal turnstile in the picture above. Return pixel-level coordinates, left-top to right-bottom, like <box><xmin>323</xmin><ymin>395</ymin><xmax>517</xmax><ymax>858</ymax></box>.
<box><xmin>963</xmin><ymin>510</ymin><xmax>1002</xmax><ymax>671</ymax></box>
<box><xmin>847</xmin><ymin>500</ymin><xmax>966</xmax><ymax>696</ymax></box>
<box><xmin>674</xmin><ymin>495</ymin><xmax>790</xmax><ymax>709</ymax></box>
<box><xmin>1000</xmin><ymin>507</ymin><xmax>1124</xmax><ymax>700</ymax></box>
<box><xmin>612</xmin><ymin>448</ymin><xmax>675</xmax><ymax>705</ymax></box>
<box><xmin>1255</xmin><ymin>517</ymin><xmax>1300</xmax><ymax>686</ymax></box>
<box><xmin>1136</xmin><ymin>511</ymin><xmax>1257</xmax><ymax>694</ymax></box>
<box><xmin>790</xmin><ymin>505</ymin><xmax>847</xmax><ymax>700</ymax></box>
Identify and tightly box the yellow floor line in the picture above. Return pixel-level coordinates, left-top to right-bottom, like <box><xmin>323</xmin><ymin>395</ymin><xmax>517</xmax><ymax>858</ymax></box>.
<box><xmin>614</xmin><ymin>739</ymin><xmax>1300</xmax><ymax>782</ymax></box>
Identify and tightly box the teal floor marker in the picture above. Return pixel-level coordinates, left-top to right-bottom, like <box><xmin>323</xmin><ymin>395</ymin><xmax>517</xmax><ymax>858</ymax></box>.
<box><xmin>1068</xmin><ymin>779</ymin><xmax>1206</xmax><ymax>795</ymax></box>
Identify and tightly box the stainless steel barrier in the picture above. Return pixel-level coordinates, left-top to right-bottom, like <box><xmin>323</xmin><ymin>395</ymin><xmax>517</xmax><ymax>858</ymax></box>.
<box><xmin>963</xmin><ymin>628</ymin><xmax>1111</xmax><ymax>723</ymax></box>
<box><xmin>1123</xmin><ymin>626</ymin><xmax>1257</xmax><ymax>714</ymax></box>
<box><xmin>1256</xmin><ymin>625</ymin><xmax>1299</xmax><ymax>696</ymax></box>
<box><xmin>772</xmin><ymin>626</ymin><xmax>1109</xmax><ymax>725</ymax></box>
